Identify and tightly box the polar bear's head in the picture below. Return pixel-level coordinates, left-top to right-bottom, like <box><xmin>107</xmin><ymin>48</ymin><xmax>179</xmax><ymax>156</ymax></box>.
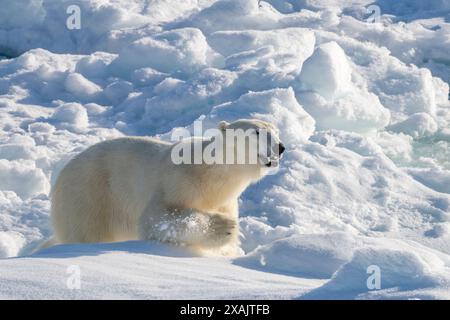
<box><xmin>218</xmin><ymin>119</ymin><xmax>285</xmax><ymax>168</ymax></box>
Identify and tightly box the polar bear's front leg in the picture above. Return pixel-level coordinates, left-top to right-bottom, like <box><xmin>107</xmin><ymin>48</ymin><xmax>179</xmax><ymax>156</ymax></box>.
<box><xmin>139</xmin><ymin>206</ymin><xmax>237</xmax><ymax>248</ymax></box>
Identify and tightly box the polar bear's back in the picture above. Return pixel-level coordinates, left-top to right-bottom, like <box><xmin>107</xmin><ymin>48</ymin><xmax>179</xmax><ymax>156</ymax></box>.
<box><xmin>51</xmin><ymin>136</ymin><xmax>172</xmax><ymax>244</ymax></box>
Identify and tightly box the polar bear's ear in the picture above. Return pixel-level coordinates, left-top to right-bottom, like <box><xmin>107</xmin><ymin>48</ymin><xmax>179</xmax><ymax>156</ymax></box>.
<box><xmin>218</xmin><ymin>121</ymin><xmax>230</xmax><ymax>131</ymax></box>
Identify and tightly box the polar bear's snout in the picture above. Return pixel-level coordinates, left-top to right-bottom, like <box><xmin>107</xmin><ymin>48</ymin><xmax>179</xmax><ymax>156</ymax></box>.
<box><xmin>218</xmin><ymin>119</ymin><xmax>284</xmax><ymax>168</ymax></box>
<box><xmin>264</xmin><ymin>142</ymin><xmax>285</xmax><ymax>167</ymax></box>
<box><xmin>255</xmin><ymin>123</ymin><xmax>285</xmax><ymax>167</ymax></box>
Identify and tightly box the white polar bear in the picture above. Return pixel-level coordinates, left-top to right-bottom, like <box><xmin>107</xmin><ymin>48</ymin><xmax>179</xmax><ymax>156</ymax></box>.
<box><xmin>47</xmin><ymin>119</ymin><xmax>285</xmax><ymax>255</ymax></box>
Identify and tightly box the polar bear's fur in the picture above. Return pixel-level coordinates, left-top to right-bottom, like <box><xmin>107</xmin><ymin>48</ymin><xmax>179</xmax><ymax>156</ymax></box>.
<box><xmin>49</xmin><ymin>119</ymin><xmax>284</xmax><ymax>255</ymax></box>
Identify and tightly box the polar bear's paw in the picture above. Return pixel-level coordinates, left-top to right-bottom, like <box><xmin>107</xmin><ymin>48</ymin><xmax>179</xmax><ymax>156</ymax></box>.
<box><xmin>205</xmin><ymin>214</ymin><xmax>237</xmax><ymax>246</ymax></box>
<box><xmin>179</xmin><ymin>212</ymin><xmax>237</xmax><ymax>248</ymax></box>
<box><xmin>148</xmin><ymin>209</ymin><xmax>237</xmax><ymax>249</ymax></box>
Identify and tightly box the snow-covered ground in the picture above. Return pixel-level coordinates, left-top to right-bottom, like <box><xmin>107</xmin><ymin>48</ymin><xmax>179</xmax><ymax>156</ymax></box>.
<box><xmin>0</xmin><ymin>241</ymin><xmax>325</xmax><ymax>299</ymax></box>
<box><xmin>1</xmin><ymin>0</ymin><xmax>450</xmax><ymax>299</ymax></box>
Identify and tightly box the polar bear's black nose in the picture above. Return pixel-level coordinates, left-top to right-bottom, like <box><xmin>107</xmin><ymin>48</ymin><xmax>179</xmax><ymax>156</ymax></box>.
<box><xmin>278</xmin><ymin>143</ymin><xmax>285</xmax><ymax>155</ymax></box>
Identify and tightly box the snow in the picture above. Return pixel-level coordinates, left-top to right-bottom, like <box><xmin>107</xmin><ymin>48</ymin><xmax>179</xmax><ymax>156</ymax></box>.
<box><xmin>235</xmin><ymin>232</ymin><xmax>356</xmax><ymax>279</ymax></box>
<box><xmin>303</xmin><ymin>237</ymin><xmax>450</xmax><ymax>300</ymax></box>
<box><xmin>388</xmin><ymin>113</ymin><xmax>438</xmax><ymax>138</ymax></box>
<box><xmin>51</xmin><ymin>103</ymin><xmax>89</xmax><ymax>132</ymax></box>
<box><xmin>64</xmin><ymin>73</ymin><xmax>102</xmax><ymax>100</ymax></box>
<box><xmin>1</xmin><ymin>0</ymin><xmax>450</xmax><ymax>299</ymax></box>
<box><xmin>299</xmin><ymin>41</ymin><xmax>353</xmax><ymax>100</ymax></box>
<box><xmin>0</xmin><ymin>160</ymin><xmax>50</xmax><ymax>200</ymax></box>
<box><xmin>0</xmin><ymin>241</ymin><xmax>324</xmax><ymax>299</ymax></box>
<box><xmin>296</xmin><ymin>41</ymin><xmax>391</xmax><ymax>133</ymax></box>
<box><xmin>201</xmin><ymin>88</ymin><xmax>316</xmax><ymax>144</ymax></box>
<box><xmin>110</xmin><ymin>28</ymin><xmax>221</xmax><ymax>76</ymax></box>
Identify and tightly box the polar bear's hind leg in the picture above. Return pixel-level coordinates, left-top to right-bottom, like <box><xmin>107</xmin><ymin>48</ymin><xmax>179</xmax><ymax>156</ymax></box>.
<box><xmin>51</xmin><ymin>159</ymin><xmax>134</xmax><ymax>244</ymax></box>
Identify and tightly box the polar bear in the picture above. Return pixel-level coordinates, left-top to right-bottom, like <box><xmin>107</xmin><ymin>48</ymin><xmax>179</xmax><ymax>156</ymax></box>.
<box><xmin>47</xmin><ymin>119</ymin><xmax>285</xmax><ymax>255</ymax></box>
